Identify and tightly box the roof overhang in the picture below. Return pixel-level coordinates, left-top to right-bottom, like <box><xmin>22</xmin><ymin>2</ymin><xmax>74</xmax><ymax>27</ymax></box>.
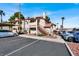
<box><xmin>0</xmin><ymin>23</ymin><xmax>15</xmax><ymax>26</ymax></box>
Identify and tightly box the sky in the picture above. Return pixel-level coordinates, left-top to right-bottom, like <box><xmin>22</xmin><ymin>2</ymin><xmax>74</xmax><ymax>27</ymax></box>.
<box><xmin>0</xmin><ymin>3</ymin><xmax>79</xmax><ymax>28</ymax></box>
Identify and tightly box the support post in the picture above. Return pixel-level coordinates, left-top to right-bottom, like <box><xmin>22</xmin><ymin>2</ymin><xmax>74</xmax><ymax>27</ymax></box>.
<box><xmin>36</xmin><ymin>19</ymin><xmax>38</xmax><ymax>36</ymax></box>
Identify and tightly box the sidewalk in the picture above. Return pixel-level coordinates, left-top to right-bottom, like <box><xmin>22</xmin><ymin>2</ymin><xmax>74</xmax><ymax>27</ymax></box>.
<box><xmin>19</xmin><ymin>34</ymin><xmax>65</xmax><ymax>43</ymax></box>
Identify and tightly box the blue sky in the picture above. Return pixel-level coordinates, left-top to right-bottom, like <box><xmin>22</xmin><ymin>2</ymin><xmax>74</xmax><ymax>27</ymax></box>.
<box><xmin>0</xmin><ymin>3</ymin><xmax>79</xmax><ymax>28</ymax></box>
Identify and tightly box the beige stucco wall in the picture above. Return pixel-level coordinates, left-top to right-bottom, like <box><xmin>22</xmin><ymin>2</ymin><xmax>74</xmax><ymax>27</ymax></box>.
<box><xmin>30</xmin><ymin>30</ymin><xmax>36</xmax><ymax>34</ymax></box>
<box><xmin>29</xmin><ymin>21</ymin><xmax>36</xmax><ymax>26</ymax></box>
<box><xmin>21</xmin><ymin>21</ymin><xmax>25</xmax><ymax>32</ymax></box>
<box><xmin>12</xmin><ymin>26</ymin><xmax>18</xmax><ymax>32</ymax></box>
<box><xmin>1</xmin><ymin>26</ymin><xmax>10</xmax><ymax>30</ymax></box>
<box><xmin>45</xmin><ymin>28</ymin><xmax>50</xmax><ymax>33</ymax></box>
<box><xmin>39</xmin><ymin>19</ymin><xmax>45</xmax><ymax>27</ymax></box>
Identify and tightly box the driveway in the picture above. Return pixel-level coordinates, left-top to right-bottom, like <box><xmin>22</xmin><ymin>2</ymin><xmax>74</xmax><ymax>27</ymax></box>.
<box><xmin>0</xmin><ymin>36</ymin><xmax>70</xmax><ymax>56</ymax></box>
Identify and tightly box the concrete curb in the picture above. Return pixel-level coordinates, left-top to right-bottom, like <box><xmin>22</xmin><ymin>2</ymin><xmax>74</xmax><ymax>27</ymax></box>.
<box><xmin>64</xmin><ymin>42</ymin><xmax>74</xmax><ymax>56</ymax></box>
<box><xmin>19</xmin><ymin>35</ymin><xmax>65</xmax><ymax>43</ymax></box>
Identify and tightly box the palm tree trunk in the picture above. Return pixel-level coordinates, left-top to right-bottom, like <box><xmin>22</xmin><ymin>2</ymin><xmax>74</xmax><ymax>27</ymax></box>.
<box><xmin>1</xmin><ymin>15</ymin><xmax>2</xmax><ymax>29</ymax></box>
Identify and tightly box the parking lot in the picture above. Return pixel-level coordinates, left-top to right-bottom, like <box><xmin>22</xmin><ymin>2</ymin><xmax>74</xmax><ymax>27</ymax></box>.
<box><xmin>0</xmin><ymin>36</ymin><xmax>70</xmax><ymax>56</ymax></box>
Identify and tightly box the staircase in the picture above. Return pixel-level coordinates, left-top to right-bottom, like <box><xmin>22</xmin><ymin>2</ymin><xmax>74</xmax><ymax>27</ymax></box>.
<box><xmin>38</xmin><ymin>26</ymin><xmax>49</xmax><ymax>35</ymax></box>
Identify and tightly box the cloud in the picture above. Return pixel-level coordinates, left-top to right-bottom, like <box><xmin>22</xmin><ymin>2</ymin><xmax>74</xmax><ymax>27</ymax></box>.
<box><xmin>48</xmin><ymin>8</ymin><xmax>79</xmax><ymax>28</ymax></box>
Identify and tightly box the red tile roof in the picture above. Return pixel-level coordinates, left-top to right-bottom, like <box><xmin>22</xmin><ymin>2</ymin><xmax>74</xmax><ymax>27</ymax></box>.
<box><xmin>10</xmin><ymin>19</ymin><xmax>25</xmax><ymax>23</ymax></box>
<box><xmin>36</xmin><ymin>16</ymin><xmax>44</xmax><ymax>19</ymax></box>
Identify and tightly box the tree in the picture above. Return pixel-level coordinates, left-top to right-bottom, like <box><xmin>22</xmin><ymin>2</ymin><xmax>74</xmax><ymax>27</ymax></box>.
<box><xmin>0</xmin><ymin>10</ymin><xmax>5</xmax><ymax>23</ymax></box>
<box><xmin>45</xmin><ymin>16</ymin><xmax>50</xmax><ymax>22</ymax></box>
<box><xmin>61</xmin><ymin>17</ymin><xmax>65</xmax><ymax>21</ymax></box>
<box><xmin>8</xmin><ymin>12</ymin><xmax>25</xmax><ymax>33</ymax></box>
<box><xmin>14</xmin><ymin>12</ymin><xmax>25</xmax><ymax>19</ymax></box>
<box><xmin>61</xmin><ymin>17</ymin><xmax>65</xmax><ymax>30</ymax></box>
<box><xmin>8</xmin><ymin>12</ymin><xmax>25</xmax><ymax>22</ymax></box>
<box><xmin>8</xmin><ymin>15</ymin><xmax>15</xmax><ymax>22</ymax></box>
<box><xmin>0</xmin><ymin>10</ymin><xmax>5</xmax><ymax>29</ymax></box>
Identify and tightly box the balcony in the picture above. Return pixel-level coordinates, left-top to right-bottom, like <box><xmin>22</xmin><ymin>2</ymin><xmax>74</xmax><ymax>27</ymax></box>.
<box><xmin>29</xmin><ymin>21</ymin><xmax>36</xmax><ymax>28</ymax></box>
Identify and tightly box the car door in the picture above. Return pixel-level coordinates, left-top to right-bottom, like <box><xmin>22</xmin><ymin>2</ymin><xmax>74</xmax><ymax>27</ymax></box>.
<box><xmin>74</xmin><ymin>32</ymin><xmax>79</xmax><ymax>41</ymax></box>
<box><xmin>0</xmin><ymin>32</ymin><xmax>8</xmax><ymax>37</ymax></box>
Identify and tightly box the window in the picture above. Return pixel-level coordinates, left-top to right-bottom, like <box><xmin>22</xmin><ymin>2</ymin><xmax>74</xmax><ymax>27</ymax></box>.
<box><xmin>30</xmin><ymin>18</ymin><xmax>36</xmax><ymax>22</ymax></box>
<box><xmin>30</xmin><ymin>28</ymin><xmax>36</xmax><ymax>30</ymax></box>
<box><xmin>0</xmin><ymin>30</ymin><xmax>11</xmax><ymax>32</ymax></box>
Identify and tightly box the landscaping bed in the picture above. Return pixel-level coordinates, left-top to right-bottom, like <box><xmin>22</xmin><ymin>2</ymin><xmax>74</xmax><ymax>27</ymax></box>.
<box><xmin>67</xmin><ymin>42</ymin><xmax>79</xmax><ymax>56</ymax></box>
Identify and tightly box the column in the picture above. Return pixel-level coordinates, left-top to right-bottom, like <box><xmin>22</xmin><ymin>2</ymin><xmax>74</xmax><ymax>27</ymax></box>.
<box><xmin>36</xmin><ymin>19</ymin><xmax>38</xmax><ymax>36</ymax></box>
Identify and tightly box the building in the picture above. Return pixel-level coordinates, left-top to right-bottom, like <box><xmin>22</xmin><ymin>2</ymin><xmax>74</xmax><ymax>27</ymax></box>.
<box><xmin>13</xmin><ymin>13</ymin><xmax>56</xmax><ymax>36</ymax></box>
<box><xmin>12</xmin><ymin>18</ymin><xmax>27</xmax><ymax>33</ymax></box>
<box><xmin>0</xmin><ymin>23</ymin><xmax>15</xmax><ymax>30</ymax></box>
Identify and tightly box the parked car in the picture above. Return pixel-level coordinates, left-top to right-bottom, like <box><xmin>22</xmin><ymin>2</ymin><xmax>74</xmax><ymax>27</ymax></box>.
<box><xmin>73</xmin><ymin>31</ymin><xmax>79</xmax><ymax>42</ymax></box>
<box><xmin>59</xmin><ymin>31</ymin><xmax>67</xmax><ymax>38</ymax></box>
<box><xmin>60</xmin><ymin>31</ymin><xmax>74</xmax><ymax>41</ymax></box>
<box><xmin>64</xmin><ymin>31</ymin><xmax>74</xmax><ymax>41</ymax></box>
<box><xmin>60</xmin><ymin>30</ymin><xmax>79</xmax><ymax>42</ymax></box>
<box><xmin>0</xmin><ymin>30</ymin><xmax>18</xmax><ymax>38</ymax></box>
<box><xmin>73</xmin><ymin>28</ymin><xmax>79</xmax><ymax>31</ymax></box>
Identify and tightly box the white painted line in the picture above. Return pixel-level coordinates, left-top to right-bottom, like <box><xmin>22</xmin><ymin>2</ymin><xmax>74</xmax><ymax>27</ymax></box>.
<box><xmin>4</xmin><ymin>40</ymin><xmax>39</xmax><ymax>56</ymax></box>
<box><xmin>65</xmin><ymin>42</ymin><xmax>74</xmax><ymax>56</ymax></box>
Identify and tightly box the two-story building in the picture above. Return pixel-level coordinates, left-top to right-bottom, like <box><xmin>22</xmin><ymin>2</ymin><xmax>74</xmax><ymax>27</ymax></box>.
<box><xmin>12</xmin><ymin>13</ymin><xmax>56</xmax><ymax>36</ymax></box>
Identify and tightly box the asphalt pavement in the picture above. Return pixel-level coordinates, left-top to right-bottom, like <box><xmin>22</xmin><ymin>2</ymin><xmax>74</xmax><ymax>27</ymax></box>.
<box><xmin>0</xmin><ymin>36</ymin><xmax>70</xmax><ymax>56</ymax></box>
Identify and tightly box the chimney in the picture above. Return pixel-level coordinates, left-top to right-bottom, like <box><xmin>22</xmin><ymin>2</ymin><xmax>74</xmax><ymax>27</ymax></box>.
<box><xmin>43</xmin><ymin>12</ymin><xmax>46</xmax><ymax>19</ymax></box>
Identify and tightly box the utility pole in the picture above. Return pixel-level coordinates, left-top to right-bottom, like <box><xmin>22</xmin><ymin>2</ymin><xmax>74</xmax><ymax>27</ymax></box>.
<box><xmin>18</xmin><ymin>3</ymin><xmax>21</xmax><ymax>33</ymax></box>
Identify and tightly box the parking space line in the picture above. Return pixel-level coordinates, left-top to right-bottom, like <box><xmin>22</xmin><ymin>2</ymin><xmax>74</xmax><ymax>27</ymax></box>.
<box><xmin>4</xmin><ymin>40</ymin><xmax>39</xmax><ymax>56</ymax></box>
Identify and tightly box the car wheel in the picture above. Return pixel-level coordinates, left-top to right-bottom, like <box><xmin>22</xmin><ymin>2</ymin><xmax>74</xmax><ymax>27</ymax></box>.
<box><xmin>61</xmin><ymin>36</ymin><xmax>64</xmax><ymax>39</ymax></box>
<box><xmin>74</xmin><ymin>38</ymin><xmax>79</xmax><ymax>43</ymax></box>
<box><xmin>68</xmin><ymin>37</ymin><xmax>74</xmax><ymax>42</ymax></box>
<box><xmin>13</xmin><ymin>34</ymin><xmax>17</xmax><ymax>37</ymax></box>
<box><xmin>64</xmin><ymin>38</ymin><xmax>68</xmax><ymax>41</ymax></box>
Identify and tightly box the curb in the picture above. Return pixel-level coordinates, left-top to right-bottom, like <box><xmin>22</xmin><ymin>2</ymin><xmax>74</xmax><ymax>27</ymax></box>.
<box><xmin>64</xmin><ymin>42</ymin><xmax>74</xmax><ymax>56</ymax></box>
<box><xmin>19</xmin><ymin>35</ymin><xmax>64</xmax><ymax>43</ymax></box>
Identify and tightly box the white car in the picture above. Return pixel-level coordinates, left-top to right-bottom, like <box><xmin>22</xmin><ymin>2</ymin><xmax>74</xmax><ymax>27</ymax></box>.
<box><xmin>0</xmin><ymin>30</ymin><xmax>18</xmax><ymax>38</ymax></box>
<box><xmin>64</xmin><ymin>32</ymin><xmax>74</xmax><ymax>41</ymax></box>
<box><xmin>61</xmin><ymin>31</ymin><xmax>74</xmax><ymax>41</ymax></box>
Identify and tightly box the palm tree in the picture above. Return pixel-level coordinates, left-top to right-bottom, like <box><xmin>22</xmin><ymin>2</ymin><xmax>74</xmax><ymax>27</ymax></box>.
<box><xmin>45</xmin><ymin>16</ymin><xmax>50</xmax><ymax>22</ymax></box>
<box><xmin>61</xmin><ymin>17</ymin><xmax>65</xmax><ymax>30</ymax></box>
<box><xmin>0</xmin><ymin>10</ymin><xmax>5</xmax><ymax>23</ymax></box>
<box><xmin>0</xmin><ymin>10</ymin><xmax>5</xmax><ymax>29</ymax></box>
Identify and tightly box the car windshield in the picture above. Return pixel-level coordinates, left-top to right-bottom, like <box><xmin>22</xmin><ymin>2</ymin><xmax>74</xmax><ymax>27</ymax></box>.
<box><xmin>68</xmin><ymin>31</ymin><xmax>73</xmax><ymax>34</ymax></box>
<box><xmin>62</xmin><ymin>31</ymin><xmax>66</xmax><ymax>33</ymax></box>
<box><xmin>0</xmin><ymin>30</ymin><xmax>11</xmax><ymax>32</ymax></box>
